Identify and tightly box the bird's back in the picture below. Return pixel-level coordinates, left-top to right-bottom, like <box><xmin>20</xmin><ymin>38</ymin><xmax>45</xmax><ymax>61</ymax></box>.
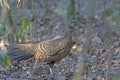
<box><xmin>33</xmin><ymin>35</ymin><xmax>74</xmax><ymax>62</ymax></box>
<box><xmin>8</xmin><ymin>28</ymin><xmax>75</xmax><ymax>63</ymax></box>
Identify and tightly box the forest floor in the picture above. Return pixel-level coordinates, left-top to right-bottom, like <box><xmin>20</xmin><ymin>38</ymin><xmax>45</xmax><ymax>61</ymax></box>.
<box><xmin>0</xmin><ymin>0</ymin><xmax>120</xmax><ymax>80</ymax></box>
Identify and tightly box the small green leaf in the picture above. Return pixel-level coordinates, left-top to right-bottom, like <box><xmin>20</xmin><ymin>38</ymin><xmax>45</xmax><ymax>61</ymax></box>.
<box><xmin>0</xmin><ymin>30</ymin><xmax>6</xmax><ymax>36</ymax></box>
<box><xmin>0</xmin><ymin>50</ymin><xmax>12</xmax><ymax>68</ymax></box>
<box><xmin>2</xmin><ymin>19</ymin><xmax>7</xmax><ymax>28</ymax></box>
<box><xmin>3</xmin><ymin>55</ymin><xmax>12</xmax><ymax>68</ymax></box>
<box><xmin>17</xmin><ymin>18</ymin><xmax>30</xmax><ymax>42</ymax></box>
<box><xmin>22</xmin><ymin>18</ymin><xmax>29</xmax><ymax>29</ymax></box>
<box><xmin>88</xmin><ymin>64</ymin><xmax>94</xmax><ymax>67</ymax></box>
<box><xmin>104</xmin><ymin>9</ymin><xmax>112</xmax><ymax>17</ymax></box>
<box><xmin>44</xmin><ymin>25</ymin><xmax>49</xmax><ymax>35</ymax></box>
<box><xmin>0</xmin><ymin>24</ymin><xmax>6</xmax><ymax>36</ymax></box>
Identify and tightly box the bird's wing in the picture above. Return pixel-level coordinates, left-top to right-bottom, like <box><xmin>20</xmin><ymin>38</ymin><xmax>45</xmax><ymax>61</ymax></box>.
<box><xmin>8</xmin><ymin>48</ymin><xmax>33</xmax><ymax>61</ymax></box>
<box><xmin>7</xmin><ymin>44</ymin><xmax>34</xmax><ymax>61</ymax></box>
<box><xmin>35</xmin><ymin>37</ymin><xmax>70</xmax><ymax>56</ymax></box>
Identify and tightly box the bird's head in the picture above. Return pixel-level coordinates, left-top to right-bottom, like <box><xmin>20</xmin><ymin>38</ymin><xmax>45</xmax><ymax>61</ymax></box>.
<box><xmin>67</xmin><ymin>25</ymin><xmax>75</xmax><ymax>32</ymax></box>
<box><xmin>66</xmin><ymin>25</ymin><xmax>75</xmax><ymax>37</ymax></box>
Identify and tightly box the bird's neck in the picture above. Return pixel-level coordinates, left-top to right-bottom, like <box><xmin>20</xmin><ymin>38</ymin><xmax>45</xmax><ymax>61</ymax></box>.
<box><xmin>67</xmin><ymin>31</ymin><xmax>72</xmax><ymax>37</ymax></box>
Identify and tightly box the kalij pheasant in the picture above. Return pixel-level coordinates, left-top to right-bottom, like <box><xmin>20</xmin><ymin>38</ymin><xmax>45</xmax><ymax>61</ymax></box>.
<box><xmin>8</xmin><ymin>26</ymin><xmax>75</xmax><ymax>64</ymax></box>
<box><xmin>7</xmin><ymin>25</ymin><xmax>75</xmax><ymax>76</ymax></box>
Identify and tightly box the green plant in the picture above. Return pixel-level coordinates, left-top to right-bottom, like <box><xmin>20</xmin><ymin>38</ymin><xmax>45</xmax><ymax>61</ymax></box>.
<box><xmin>17</xmin><ymin>18</ymin><xmax>30</xmax><ymax>42</ymax></box>
<box><xmin>0</xmin><ymin>24</ymin><xmax>6</xmax><ymax>36</ymax></box>
<box><xmin>0</xmin><ymin>50</ymin><xmax>12</xmax><ymax>68</ymax></box>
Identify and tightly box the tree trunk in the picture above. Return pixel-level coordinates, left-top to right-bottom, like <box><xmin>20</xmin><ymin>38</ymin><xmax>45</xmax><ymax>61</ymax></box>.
<box><xmin>67</xmin><ymin>0</ymin><xmax>75</xmax><ymax>23</ymax></box>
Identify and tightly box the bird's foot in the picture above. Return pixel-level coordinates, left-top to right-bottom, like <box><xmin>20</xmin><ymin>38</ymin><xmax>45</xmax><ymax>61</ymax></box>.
<box><xmin>49</xmin><ymin>68</ymin><xmax>53</xmax><ymax>75</ymax></box>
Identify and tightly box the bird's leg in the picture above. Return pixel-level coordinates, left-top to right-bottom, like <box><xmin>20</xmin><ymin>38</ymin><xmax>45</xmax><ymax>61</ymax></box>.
<box><xmin>48</xmin><ymin>61</ymin><xmax>56</xmax><ymax>75</ymax></box>
<box><xmin>32</xmin><ymin>60</ymin><xmax>39</xmax><ymax>75</ymax></box>
<box><xmin>28</xmin><ymin>60</ymin><xmax>38</xmax><ymax>78</ymax></box>
<box><xmin>49</xmin><ymin>67</ymin><xmax>53</xmax><ymax>75</ymax></box>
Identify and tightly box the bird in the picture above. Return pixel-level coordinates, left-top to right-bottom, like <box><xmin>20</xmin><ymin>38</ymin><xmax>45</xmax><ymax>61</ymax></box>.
<box><xmin>7</xmin><ymin>25</ymin><xmax>75</xmax><ymax>76</ymax></box>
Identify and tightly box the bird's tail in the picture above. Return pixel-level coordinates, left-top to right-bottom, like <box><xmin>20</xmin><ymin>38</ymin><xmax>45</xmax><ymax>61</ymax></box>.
<box><xmin>7</xmin><ymin>44</ymin><xmax>34</xmax><ymax>61</ymax></box>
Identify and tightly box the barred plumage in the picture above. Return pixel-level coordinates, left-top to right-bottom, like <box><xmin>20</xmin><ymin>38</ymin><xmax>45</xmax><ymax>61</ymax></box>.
<box><xmin>7</xmin><ymin>26</ymin><xmax>75</xmax><ymax>65</ymax></box>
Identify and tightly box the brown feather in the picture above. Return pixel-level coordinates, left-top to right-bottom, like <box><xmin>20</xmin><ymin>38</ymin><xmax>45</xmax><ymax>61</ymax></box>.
<box><xmin>8</xmin><ymin>29</ymin><xmax>75</xmax><ymax>64</ymax></box>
